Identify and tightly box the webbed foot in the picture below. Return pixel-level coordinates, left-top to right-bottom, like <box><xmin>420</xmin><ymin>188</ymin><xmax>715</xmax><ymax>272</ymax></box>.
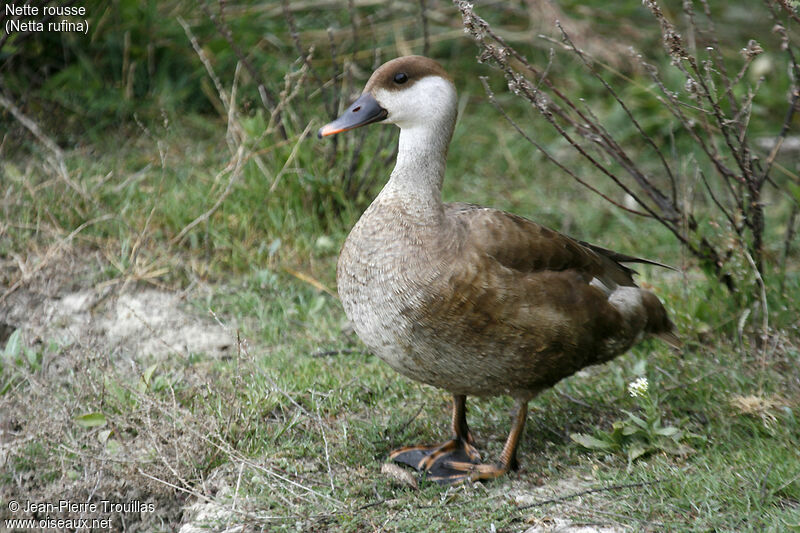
<box><xmin>388</xmin><ymin>395</ymin><xmax>530</xmax><ymax>485</ymax></box>
<box><xmin>389</xmin><ymin>437</ymin><xmax>483</xmax><ymax>484</ymax></box>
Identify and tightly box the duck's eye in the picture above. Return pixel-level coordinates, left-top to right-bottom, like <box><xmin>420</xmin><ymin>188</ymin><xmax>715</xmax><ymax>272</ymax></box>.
<box><xmin>393</xmin><ymin>72</ymin><xmax>409</xmax><ymax>84</ymax></box>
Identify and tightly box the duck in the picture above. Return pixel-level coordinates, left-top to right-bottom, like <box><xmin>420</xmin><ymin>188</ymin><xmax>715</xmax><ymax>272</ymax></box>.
<box><xmin>318</xmin><ymin>56</ymin><xmax>680</xmax><ymax>484</ymax></box>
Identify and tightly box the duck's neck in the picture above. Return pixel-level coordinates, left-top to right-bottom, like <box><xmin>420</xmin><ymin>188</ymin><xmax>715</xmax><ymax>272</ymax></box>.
<box><xmin>378</xmin><ymin>121</ymin><xmax>454</xmax><ymax>217</ymax></box>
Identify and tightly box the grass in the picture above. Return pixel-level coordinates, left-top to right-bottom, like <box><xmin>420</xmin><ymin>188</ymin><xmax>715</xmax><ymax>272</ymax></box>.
<box><xmin>2</xmin><ymin>1</ymin><xmax>800</xmax><ymax>531</ymax></box>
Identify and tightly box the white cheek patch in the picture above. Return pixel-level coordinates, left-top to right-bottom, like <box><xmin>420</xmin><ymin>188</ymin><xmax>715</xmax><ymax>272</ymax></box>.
<box><xmin>372</xmin><ymin>87</ymin><xmax>400</xmax><ymax>122</ymax></box>
<box><xmin>373</xmin><ymin>77</ymin><xmax>456</xmax><ymax>128</ymax></box>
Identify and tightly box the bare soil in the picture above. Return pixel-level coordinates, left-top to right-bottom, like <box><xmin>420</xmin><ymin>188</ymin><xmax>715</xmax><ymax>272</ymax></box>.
<box><xmin>0</xmin><ymin>249</ymin><xmax>234</xmax><ymax>531</ymax></box>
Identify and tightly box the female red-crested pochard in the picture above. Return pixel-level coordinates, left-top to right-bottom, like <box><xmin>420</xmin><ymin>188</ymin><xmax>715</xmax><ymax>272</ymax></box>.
<box><xmin>318</xmin><ymin>56</ymin><xmax>680</xmax><ymax>484</ymax></box>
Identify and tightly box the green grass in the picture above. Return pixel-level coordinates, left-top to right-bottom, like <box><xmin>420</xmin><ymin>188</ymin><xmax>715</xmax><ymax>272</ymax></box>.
<box><xmin>2</xmin><ymin>1</ymin><xmax>800</xmax><ymax>531</ymax></box>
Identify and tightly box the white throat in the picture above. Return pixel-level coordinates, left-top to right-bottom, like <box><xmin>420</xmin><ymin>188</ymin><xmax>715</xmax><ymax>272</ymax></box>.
<box><xmin>374</xmin><ymin>76</ymin><xmax>458</xmax><ymax>210</ymax></box>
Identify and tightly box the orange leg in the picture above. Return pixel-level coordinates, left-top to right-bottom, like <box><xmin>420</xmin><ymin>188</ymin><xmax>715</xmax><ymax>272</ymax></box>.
<box><xmin>445</xmin><ymin>399</ymin><xmax>528</xmax><ymax>481</ymax></box>
<box><xmin>451</xmin><ymin>394</ymin><xmax>474</xmax><ymax>444</ymax></box>
<box><xmin>389</xmin><ymin>395</ymin><xmax>530</xmax><ymax>484</ymax></box>
<box><xmin>389</xmin><ymin>394</ymin><xmax>481</xmax><ymax>483</ymax></box>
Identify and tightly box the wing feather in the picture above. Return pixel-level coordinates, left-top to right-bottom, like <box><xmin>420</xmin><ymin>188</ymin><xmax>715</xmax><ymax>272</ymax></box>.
<box><xmin>445</xmin><ymin>204</ymin><xmax>666</xmax><ymax>289</ymax></box>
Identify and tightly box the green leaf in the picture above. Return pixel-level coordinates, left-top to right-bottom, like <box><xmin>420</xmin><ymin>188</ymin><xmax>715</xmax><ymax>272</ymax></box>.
<box><xmin>623</xmin><ymin>410</ymin><xmax>649</xmax><ymax>429</ymax></box>
<box><xmin>627</xmin><ymin>443</ymin><xmax>648</xmax><ymax>462</ymax></box>
<box><xmin>622</xmin><ymin>423</ymin><xmax>640</xmax><ymax>436</ymax></box>
<box><xmin>570</xmin><ymin>433</ymin><xmax>614</xmax><ymax>450</ymax></box>
<box><xmin>25</xmin><ymin>347</ymin><xmax>40</xmax><ymax>369</ymax></box>
<box><xmin>655</xmin><ymin>426</ymin><xmax>681</xmax><ymax>438</ymax></box>
<box><xmin>142</xmin><ymin>363</ymin><xmax>158</xmax><ymax>386</ymax></box>
<box><xmin>3</xmin><ymin>329</ymin><xmax>22</xmax><ymax>359</ymax></box>
<box><xmin>74</xmin><ymin>412</ymin><xmax>107</xmax><ymax>428</ymax></box>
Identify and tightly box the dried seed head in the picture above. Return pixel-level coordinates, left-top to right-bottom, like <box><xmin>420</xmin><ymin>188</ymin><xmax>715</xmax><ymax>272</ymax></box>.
<box><xmin>664</xmin><ymin>29</ymin><xmax>687</xmax><ymax>59</ymax></box>
<box><xmin>741</xmin><ymin>40</ymin><xmax>764</xmax><ymax>60</ymax></box>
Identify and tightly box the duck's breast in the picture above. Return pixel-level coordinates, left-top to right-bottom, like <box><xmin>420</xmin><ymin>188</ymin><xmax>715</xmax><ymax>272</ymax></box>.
<box><xmin>337</xmin><ymin>200</ymin><xmax>444</xmax><ymax>372</ymax></box>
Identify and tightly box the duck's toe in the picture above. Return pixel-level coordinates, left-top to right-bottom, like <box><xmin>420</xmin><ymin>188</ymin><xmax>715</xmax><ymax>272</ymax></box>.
<box><xmin>442</xmin><ymin>460</ymin><xmax>512</xmax><ymax>483</ymax></box>
<box><xmin>389</xmin><ymin>438</ymin><xmax>485</xmax><ymax>485</ymax></box>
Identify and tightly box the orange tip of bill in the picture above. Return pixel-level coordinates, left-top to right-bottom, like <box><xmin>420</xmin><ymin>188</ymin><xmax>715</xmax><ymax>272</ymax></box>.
<box><xmin>317</xmin><ymin>124</ymin><xmax>346</xmax><ymax>138</ymax></box>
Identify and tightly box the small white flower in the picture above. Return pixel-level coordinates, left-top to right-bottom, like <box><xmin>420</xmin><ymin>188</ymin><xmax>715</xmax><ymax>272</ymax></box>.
<box><xmin>628</xmin><ymin>377</ymin><xmax>649</xmax><ymax>398</ymax></box>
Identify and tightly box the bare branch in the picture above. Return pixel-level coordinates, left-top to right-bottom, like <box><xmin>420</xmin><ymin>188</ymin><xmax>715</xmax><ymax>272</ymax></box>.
<box><xmin>479</xmin><ymin>77</ymin><xmax>651</xmax><ymax>218</ymax></box>
<box><xmin>555</xmin><ymin>23</ymin><xmax>680</xmax><ymax>212</ymax></box>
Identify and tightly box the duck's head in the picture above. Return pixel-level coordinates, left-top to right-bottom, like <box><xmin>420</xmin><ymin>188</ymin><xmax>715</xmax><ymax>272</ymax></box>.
<box><xmin>318</xmin><ymin>56</ymin><xmax>456</xmax><ymax>138</ymax></box>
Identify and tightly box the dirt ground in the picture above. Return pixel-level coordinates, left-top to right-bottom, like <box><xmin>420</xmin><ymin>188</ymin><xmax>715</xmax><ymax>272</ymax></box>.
<box><xmin>0</xmin><ymin>249</ymin><xmax>237</xmax><ymax>531</ymax></box>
